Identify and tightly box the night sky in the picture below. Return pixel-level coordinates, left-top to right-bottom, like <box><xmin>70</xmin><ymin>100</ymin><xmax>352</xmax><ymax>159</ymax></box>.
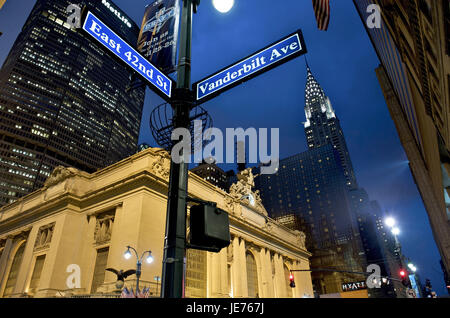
<box><xmin>0</xmin><ymin>0</ymin><xmax>446</xmax><ymax>295</ymax></box>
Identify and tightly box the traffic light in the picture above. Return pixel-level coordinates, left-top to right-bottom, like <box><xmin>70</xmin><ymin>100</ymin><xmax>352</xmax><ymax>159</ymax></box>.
<box><xmin>399</xmin><ymin>269</ymin><xmax>409</xmax><ymax>287</ymax></box>
<box><xmin>289</xmin><ymin>273</ymin><xmax>296</xmax><ymax>288</ymax></box>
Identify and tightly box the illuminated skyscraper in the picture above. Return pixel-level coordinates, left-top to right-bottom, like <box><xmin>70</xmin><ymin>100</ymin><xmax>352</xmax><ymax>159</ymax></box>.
<box><xmin>256</xmin><ymin>64</ymin><xmax>370</xmax><ymax>295</ymax></box>
<box><xmin>304</xmin><ymin>64</ymin><xmax>357</xmax><ymax>189</ymax></box>
<box><xmin>0</xmin><ymin>0</ymin><xmax>145</xmax><ymax>206</ymax></box>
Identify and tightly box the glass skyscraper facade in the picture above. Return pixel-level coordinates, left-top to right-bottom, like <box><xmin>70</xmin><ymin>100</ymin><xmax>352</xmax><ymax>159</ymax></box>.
<box><xmin>349</xmin><ymin>188</ymin><xmax>401</xmax><ymax>297</ymax></box>
<box><xmin>256</xmin><ymin>144</ymin><xmax>366</xmax><ymax>295</ymax></box>
<box><xmin>0</xmin><ymin>0</ymin><xmax>145</xmax><ymax>206</ymax></box>
<box><xmin>257</xmin><ymin>145</ymin><xmax>359</xmax><ymax>250</ymax></box>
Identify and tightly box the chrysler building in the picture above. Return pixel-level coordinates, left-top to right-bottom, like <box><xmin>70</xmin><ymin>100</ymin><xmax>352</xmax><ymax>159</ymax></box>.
<box><xmin>303</xmin><ymin>64</ymin><xmax>358</xmax><ymax>189</ymax></box>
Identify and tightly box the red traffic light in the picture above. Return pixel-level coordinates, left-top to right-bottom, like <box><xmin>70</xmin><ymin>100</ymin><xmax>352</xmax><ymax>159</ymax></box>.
<box><xmin>289</xmin><ymin>273</ymin><xmax>295</xmax><ymax>288</ymax></box>
<box><xmin>400</xmin><ymin>270</ymin><xmax>406</xmax><ymax>277</ymax></box>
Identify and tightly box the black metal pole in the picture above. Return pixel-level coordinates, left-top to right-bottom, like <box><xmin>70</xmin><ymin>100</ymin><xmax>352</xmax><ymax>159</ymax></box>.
<box><xmin>161</xmin><ymin>0</ymin><xmax>194</xmax><ymax>298</ymax></box>
<box><xmin>136</xmin><ymin>261</ymin><xmax>141</xmax><ymax>297</ymax></box>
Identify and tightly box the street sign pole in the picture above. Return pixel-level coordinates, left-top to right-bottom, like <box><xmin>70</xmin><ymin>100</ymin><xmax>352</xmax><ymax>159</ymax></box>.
<box><xmin>161</xmin><ymin>0</ymin><xmax>194</xmax><ymax>298</ymax></box>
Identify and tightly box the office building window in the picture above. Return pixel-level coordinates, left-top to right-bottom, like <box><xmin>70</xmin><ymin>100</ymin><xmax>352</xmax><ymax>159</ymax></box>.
<box><xmin>186</xmin><ymin>249</ymin><xmax>207</xmax><ymax>298</ymax></box>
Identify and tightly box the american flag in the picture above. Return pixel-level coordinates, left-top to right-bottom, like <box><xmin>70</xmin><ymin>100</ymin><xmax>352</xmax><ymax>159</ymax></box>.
<box><xmin>312</xmin><ymin>0</ymin><xmax>331</xmax><ymax>31</ymax></box>
<box><xmin>136</xmin><ymin>287</ymin><xmax>151</xmax><ymax>298</ymax></box>
<box><xmin>120</xmin><ymin>287</ymin><xmax>135</xmax><ymax>298</ymax></box>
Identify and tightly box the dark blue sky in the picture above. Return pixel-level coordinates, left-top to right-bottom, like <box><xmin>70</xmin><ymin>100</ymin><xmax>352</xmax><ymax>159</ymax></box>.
<box><xmin>0</xmin><ymin>0</ymin><xmax>446</xmax><ymax>295</ymax></box>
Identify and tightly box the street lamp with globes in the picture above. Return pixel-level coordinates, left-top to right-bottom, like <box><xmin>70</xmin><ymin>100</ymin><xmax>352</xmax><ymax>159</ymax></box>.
<box><xmin>124</xmin><ymin>246</ymin><xmax>154</xmax><ymax>296</ymax></box>
<box><xmin>384</xmin><ymin>217</ymin><xmax>401</xmax><ymax>242</ymax></box>
<box><xmin>408</xmin><ymin>263</ymin><xmax>417</xmax><ymax>273</ymax></box>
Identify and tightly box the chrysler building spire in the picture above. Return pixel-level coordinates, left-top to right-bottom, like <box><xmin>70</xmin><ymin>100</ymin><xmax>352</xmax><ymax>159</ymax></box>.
<box><xmin>303</xmin><ymin>62</ymin><xmax>357</xmax><ymax>189</ymax></box>
<box><xmin>304</xmin><ymin>64</ymin><xmax>336</xmax><ymax>129</ymax></box>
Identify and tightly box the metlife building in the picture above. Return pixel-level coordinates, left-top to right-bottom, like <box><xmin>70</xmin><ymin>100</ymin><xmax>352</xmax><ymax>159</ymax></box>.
<box><xmin>0</xmin><ymin>0</ymin><xmax>145</xmax><ymax>206</ymax></box>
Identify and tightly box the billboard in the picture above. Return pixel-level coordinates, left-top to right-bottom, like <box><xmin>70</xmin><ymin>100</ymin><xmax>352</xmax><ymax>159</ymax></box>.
<box><xmin>409</xmin><ymin>274</ymin><xmax>421</xmax><ymax>298</ymax></box>
<box><xmin>137</xmin><ymin>0</ymin><xmax>180</xmax><ymax>74</ymax></box>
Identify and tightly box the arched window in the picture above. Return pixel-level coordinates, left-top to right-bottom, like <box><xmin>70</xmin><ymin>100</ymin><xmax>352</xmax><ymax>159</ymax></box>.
<box><xmin>284</xmin><ymin>265</ymin><xmax>293</xmax><ymax>298</ymax></box>
<box><xmin>3</xmin><ymin>242</ymin><xmax>26</xmax><ymax>297</ymax></box>
<box><xmin>185</xmin><ymin>249</ymin><xmax>207</xmax><ymax>298</ymax></box>
<box><xmin>246</xmin><ymin>252</ymin><xmax>259</xmax><ymax>298</ymax></box>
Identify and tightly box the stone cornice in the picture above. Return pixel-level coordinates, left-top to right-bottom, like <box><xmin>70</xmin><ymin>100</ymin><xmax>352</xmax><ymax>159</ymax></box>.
<box><xmin>229</xmin><ymin>215</ymin><xmax>311</xmax><ymax>259</ymax></box>
<box><xmin>0</xmin><ymin>172</ymin><xmax>167</xmax><ymax>234</ymax></box>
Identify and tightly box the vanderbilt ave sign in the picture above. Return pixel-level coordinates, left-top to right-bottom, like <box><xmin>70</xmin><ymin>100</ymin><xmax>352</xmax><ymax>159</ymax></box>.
<box><xmin>194</xmin><ymin>30</ymin><xmax>307</xmax><ymax>104</ymax></box>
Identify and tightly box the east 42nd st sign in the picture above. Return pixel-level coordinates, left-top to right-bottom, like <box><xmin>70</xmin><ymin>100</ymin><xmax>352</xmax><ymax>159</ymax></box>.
<box><xmin>82</xmin><ymin>11</ymin><xmax>174</xmax><ymax>100</ymax></box>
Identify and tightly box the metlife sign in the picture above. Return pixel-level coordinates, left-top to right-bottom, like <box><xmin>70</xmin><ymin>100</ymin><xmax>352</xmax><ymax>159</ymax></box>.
<box><xmin>101</xmin><ymin>0</ymin><xmax>132</xmax><ymax>28</ymax></box>
<box><xmin>82</xmin><ymin>11</ymin><xmax>173</xmax><ymax>100</ymax></box>
<box><xmin>194</xmin><ymin>30</ymin><xmax>307</xmax><ymax>103</ymax></box>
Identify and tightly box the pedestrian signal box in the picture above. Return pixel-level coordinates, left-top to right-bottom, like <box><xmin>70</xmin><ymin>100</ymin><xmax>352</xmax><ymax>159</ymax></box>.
<box><xmin>189</xmin><ymin>203</ymin><xmax>231</xmax><ymax>253</ymax></box>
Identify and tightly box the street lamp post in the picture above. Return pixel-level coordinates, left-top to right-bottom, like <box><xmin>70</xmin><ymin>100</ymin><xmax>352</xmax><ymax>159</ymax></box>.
<box><xmin>124</xmin><ymin>246</ymin><xmax>154</xmax><ymax>296</ymax></box>
<box><xmin>161</xmin><ymin>0</ymin><xmax>196</xmax><ymax>299</ymax></box>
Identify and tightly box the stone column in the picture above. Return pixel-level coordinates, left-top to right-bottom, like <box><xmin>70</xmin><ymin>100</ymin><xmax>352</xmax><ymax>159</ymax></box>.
<box><xmin>273</xmin><ymin>253</ymin><xmax>286</xmax><ymax>298</ymax></box>
<box><xmin>292</xmin><ymin>260</ymin><xmax>300</xmax><ymax>298</ymax></box>
<box><xmin>79</xmin><ymin>212</ymin><xmax>98</xmax><ymax>293</ymax></box>
<box><xmin>294</xmin><ymin>258</ymin><xmax>314</xmax><ymax>298</ymax></box>
<box><xmin>231</xmin><ymin>236</ymin><xmax>247</xmax><ymax>297</ymax></box>
<box><xmin>209</xmin><ymin>248</ymin><xmax>228</xmax><ymax>298</ymax></box>
<box><xmin>258</xmin><ymin>248</ymin><xmax>274</xmax><ymax>298</ymax></box>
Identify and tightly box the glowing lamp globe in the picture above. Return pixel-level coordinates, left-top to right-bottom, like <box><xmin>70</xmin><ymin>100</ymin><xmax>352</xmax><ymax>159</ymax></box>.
<box><xmin>124</xmin><ymin>249</ymin><xmax>132</xmax><ymax>260</ymax></box>
<box><xmin>212</xmin><ymin>0</ymin><xmax>234</xmax><ymax>13</ymax></box>
<box><xmin>146</xmin><ymin>253</ymin><xmax>154</xmax><ymax>264</ymax></box>
<box><xmin>392</xmin><ymin>227</ymin><xmax>400</xmax><ymax>236</ymax></box>
<box><xmin>385</xmin><ymin>217</ymin><xmax>396</xmax><ymax>228</ymax></box>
